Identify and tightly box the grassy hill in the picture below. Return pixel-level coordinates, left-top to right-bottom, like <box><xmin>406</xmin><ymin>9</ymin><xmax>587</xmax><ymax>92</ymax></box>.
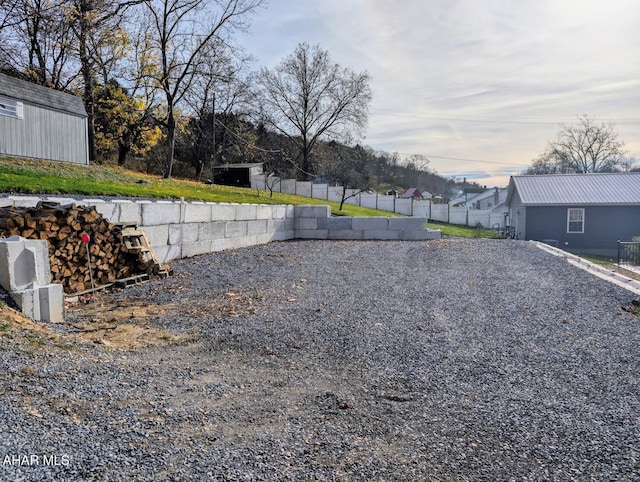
<box><xmin>0</xmin><ymin>157</ymin><xmax>394</xmax><ymax>217</ymax></box>
<box><xmin>0</xmin><ymin>157</ymin><xmax>500</xmax><ymax>237</ymax></box>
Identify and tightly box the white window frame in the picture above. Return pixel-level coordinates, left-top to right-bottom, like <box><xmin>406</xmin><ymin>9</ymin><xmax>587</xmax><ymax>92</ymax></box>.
<box><xmin>567</xmin><ymin>208</ymin><xmax>585</xmax><ymax>233</ymax></box>
<box><xmin>0</xmin><ymin>96</ymin><xmax>24</xmax><ymax>119</ymax></box>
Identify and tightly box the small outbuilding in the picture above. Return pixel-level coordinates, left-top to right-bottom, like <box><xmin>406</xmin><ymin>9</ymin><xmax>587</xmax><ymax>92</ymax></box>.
<box><xmin>506</xmin><ymin>173</ymin><xmax>640</xmax><ymax>256</ymax></box>
<box><xmin>401</xmin><ymin>188</ymin><xmax>424</xmax><ymax>199</ymax></box>
<box><xmin>213</xmin><ymin>163</ymin><xmax>263</xmax><ymax>187</ymax></box>
<box><xmin>0</xmin><ymin>73</ymin><xmax>88</xmax><ymax>165</ymax></box>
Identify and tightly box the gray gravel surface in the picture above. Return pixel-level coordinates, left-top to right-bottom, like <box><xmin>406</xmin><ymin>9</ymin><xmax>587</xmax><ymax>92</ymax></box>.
<box><xmin>1</xmin><ymin>238</ymin><xmax>639</xmax><ymax>481</ymax></box>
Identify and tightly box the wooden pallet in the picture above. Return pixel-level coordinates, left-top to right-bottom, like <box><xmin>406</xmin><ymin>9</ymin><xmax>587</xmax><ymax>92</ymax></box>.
<box><xmin>117</xmin><ymin>222</ymin><xmax>172</xmax><ymax>278</ymax></box>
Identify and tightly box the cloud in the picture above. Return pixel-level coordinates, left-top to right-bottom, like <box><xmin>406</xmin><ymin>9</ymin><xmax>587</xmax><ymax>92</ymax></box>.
<box><xmin>238</xmin><ymin>0</ymin><xmax>640</xmax><ymax>186</ymax></box>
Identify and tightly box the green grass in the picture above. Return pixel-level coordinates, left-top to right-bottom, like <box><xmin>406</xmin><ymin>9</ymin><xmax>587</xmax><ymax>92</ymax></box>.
<box><xmin>580</xmin><ymin>255</ymin><xmax>616</xmax><ymax>266</ymax></box>
<box><xmin>0</xmin><ymin>157</ymin><xmax>398</xmax><ymax>217</ymax></box>
<box><xmin>427</xmin><ymin>220</ymin><xmax>500</xmax><ymax>238</ymax></box>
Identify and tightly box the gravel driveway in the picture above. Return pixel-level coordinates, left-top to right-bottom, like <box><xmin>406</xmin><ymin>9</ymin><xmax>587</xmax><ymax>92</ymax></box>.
<box><xmin>1</xmin><ymin>238</ymin><xmax>638</xmax><ymax>481</ymax></box>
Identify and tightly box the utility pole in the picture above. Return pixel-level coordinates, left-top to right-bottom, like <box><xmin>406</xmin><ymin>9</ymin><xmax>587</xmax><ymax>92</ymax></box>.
<box><xmin>210</xmin><ymin>91</ymin><xmax>217</xmax><ymax>183</ymax></box>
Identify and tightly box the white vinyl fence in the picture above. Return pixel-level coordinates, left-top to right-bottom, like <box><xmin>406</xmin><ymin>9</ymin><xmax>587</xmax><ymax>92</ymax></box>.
<box><xmin>252</xmin><ymin>175</ymin><xmax>507</xmax><ymax>229</ymax></box>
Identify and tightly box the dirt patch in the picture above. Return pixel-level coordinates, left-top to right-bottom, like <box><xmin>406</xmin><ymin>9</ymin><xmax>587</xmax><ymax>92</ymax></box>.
<box><xmin>1</xmin><ymin>286</ymin><xmax>268</xmax><ymax>351</ymax></box>
<box><xmin>61</xmin><ymin>288</ymin><xmax>266</xmax><ymax>349</ymax></box>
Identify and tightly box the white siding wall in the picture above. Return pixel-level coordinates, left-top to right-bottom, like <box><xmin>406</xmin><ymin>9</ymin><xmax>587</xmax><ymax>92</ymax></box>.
<box><xmin>0</xmin><ymin>102</ymin><xmax>88</xmax><ymax>165</ymax></box>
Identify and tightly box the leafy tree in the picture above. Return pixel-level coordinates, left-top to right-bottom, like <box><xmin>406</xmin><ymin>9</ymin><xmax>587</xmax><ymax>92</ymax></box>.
<box><xmin>94</xmin><ymin>80</ymin><xmax>163</xmax><ymax>165</ymax></box>
<box><xmin>526</xmin><ymin>115</ymin><xmax>627</xmax><ymax>174</ymax></box>
<box><xmin>255</xmin><ymin>42</ymin><xmax>372</xmax><ymax>179</ymax></box>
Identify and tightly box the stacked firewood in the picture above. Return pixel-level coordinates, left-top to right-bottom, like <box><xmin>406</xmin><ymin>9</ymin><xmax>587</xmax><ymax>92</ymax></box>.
<box><xmin>0</xmin><ymin>202</ymin><xmax>162</xmax><ymax>294</ymax></box>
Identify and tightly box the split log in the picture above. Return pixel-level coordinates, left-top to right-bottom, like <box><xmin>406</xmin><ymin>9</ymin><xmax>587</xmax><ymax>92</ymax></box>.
<box><xmin>0</xmin><ymin>203</ymin><xmax>170</xmax><ymax>294</ymax></box>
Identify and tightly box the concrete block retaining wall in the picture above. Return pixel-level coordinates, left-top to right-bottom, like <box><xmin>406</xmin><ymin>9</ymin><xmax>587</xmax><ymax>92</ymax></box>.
<box><xmin>3</xmin><ymin>196</ymin><xmax>440</xmax><ymax>265</ymax></box>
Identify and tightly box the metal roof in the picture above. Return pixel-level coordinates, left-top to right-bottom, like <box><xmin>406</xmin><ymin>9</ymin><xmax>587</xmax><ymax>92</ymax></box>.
<box><xmin>508</xmin><ymin>173</ymin><xmax>640</xmax><ymax>205</ymax></box>
<box><xmin>0</xmin><ymin>73</ymin><xmax>87</xmax><ymax>117</ymax></box>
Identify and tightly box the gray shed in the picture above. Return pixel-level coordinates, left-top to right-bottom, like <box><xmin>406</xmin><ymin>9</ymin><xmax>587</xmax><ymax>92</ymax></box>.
<box><xmin>506</xmin><ymin>173</ymin><xmax>640</xmax><ymax>256</ymax></box>
<box><xmin>0</xmin><ymin>73</ymin><xmax>88</xmax><ymax>165</ymax></box>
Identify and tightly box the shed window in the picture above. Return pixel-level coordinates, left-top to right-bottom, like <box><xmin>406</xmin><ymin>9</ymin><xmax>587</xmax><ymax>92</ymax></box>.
<box><xmin>0</xmin><ymin>96</ymin><xmax>23</xmax><ymax>119</ymax></box>
<box><xmin>567</xmin><ymin>208</ymin><xmax>584</xmax><ymax>233</ymax></box>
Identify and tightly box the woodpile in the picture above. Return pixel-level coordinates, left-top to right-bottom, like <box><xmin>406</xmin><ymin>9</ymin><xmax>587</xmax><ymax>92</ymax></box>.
<box><xmin>0</xmin><ymin>201</ymin><xmax>169</xmax><ymax>294</ymax></box>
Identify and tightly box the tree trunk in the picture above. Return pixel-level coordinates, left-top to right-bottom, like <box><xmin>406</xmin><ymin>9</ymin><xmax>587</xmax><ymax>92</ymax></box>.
<box><xmin>164</xmin><ymin>110</ymin><xmax>176</xmax><ymax>179</ymax></box>
<box><xmin>78</xmin><ymin>0</ymin><xmax>98</xmax><ymax>164</ymax></box>
<box><xmin>117</xmin><ymin>141</ymin><xmax>131</xmax><ymax>166</ymax></box>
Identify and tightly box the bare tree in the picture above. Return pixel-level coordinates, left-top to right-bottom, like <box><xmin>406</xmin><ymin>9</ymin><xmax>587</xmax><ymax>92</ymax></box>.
<box><xmin>255</xmin><ymin>42</ymin><xmax>372</xmax><ymax>179</ymax></box>
<box><xmin>527</xmin><ymin>115</ymin><xmax>627</xmax><ymax>174</ymax></box>
<box><xmin>0</xmin><ymin>0</ymin><xmax>76</xmax><ymax>88</ymax></box>
<box><xmin>321</xmin><ymin>142</ymin><xmax>372</xmax><ymax>211</ymax></box>
<box><xmin>140</xmin><ymin>0</ymin><xmax>263</xmax><ymax>179</ymax></box>
<box><xmin>181</xmin><ymin>40</ymin><xmax>256</xmax><ymax>179</ymax></box>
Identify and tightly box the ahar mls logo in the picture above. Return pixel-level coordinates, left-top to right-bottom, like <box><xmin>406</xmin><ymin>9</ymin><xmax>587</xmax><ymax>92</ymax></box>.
<box><xmin>2</xmin><ymin>454</ymin><xmax>70</xmax><ymax>467</ymax></box>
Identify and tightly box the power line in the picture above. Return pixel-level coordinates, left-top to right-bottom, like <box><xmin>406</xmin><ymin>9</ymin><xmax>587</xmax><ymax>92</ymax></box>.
<box><xmin>371</xmin><ymin>111</ymin><xmax>640</xmax><ymax>126</ymax></box>
<box><xmin>394</xmin><ymin>152</ymin><xmax>521</xmax><ymax>166</ymax></box>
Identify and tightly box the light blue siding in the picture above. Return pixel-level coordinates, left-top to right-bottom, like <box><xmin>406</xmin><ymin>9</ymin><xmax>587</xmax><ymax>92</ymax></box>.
<box><xmin>0</xmin><ymin>102</ymin><xmax>88</xmax><ymax>165</ymax></box>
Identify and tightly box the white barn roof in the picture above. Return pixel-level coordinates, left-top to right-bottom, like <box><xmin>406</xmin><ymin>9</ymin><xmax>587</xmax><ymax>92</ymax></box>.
<box><xmin>507</xmin><ymin>173</ymin><xmax>640</xmax><ymax>206</ymax></box>
<box><xmin>0</xmin><ymin>73</ymin><xmax>86</xmax><ymax>117</ymax></box>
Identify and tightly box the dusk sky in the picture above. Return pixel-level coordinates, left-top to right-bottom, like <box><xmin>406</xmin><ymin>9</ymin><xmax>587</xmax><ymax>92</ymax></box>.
<box><xmin>237</xmin><ymin>0</ymin><xmax>640</xmax><ymax>187</ymax></box>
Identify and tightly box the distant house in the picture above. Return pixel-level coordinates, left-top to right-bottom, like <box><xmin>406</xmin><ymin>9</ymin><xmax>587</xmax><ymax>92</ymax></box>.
<box><xmin>506</xmin><ymin>173</ymin><xmax>640</xmax><ymax>256</ymax></box>
<box><xmin>0</xmin><ymin>73</ymin><xmax>88</xmax><ymax>165</ymax></box>
<box><xmin>451</xmin><ymin>187</ymin><xmax>506</xmax><ymax>209</ymax></box>
<box><xmin>401</xmin><ymin>188</ymin><xmax>424</xmax><ymax>199</ymax></box>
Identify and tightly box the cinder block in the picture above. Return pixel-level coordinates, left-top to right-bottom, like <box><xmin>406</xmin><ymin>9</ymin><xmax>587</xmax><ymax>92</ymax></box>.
<box><xmin>296</xmin><ymin>229</ymin><xmax>328</xmax><ymax>239</ymax></box>
<box><xmin>154</xmin><ymin>245</ymin><xmax>182</xmax><ymax>263</ymax></box>
<box><xmin>285</xmin><ymin>205</ymin><xmax>296</xmax><ymax>218</ymax></box>
<box><xmin>363</xmin><ymin>230</ymin><xmax>401</xmax><ymax>240</ymax></box>
<box><xmin>8</xmin><ymin>196</ymin><xmax>41</xmax><ymax>207</ymax></box>
<box><xmin>294</xmin><ymin>205</ymin><xmax>331</xmax><ymax>218</ymax></box>
<box><xmin>45</xmin><ymin>196</ymin><xmax>78</xmax><ymax>206</ymax></box>
<box><xmin>225</xmin><ymin>221</ymin><xmax>248</xmax><ymax>238</ymax></box>
<box><xmin>0</xmin><ymin>237</ymin><xmax>51</xmax><ymax>291</ymax></box>
<box><xmin>88</xmin><ymin>201</ymin><xmax>118</xmax><ymax>222</ymax></box>
<box><xmin>271</xmin><ymin>205</ymin><xmax>288</xmax><ymax>219</ymax></box>
<box><xmin>235</xmin><ymin>204</ymin><xmax>258</xmax><ymax>221</ymax></box>
<box><xmin>199</xmin><ymin>222</ymin><xmax>226</xmax><ymax>241</ymax></box>
<box><xmin>295</xmin><ymin>218</ymin><xmax>318</xmax><ymax>230</ymax></box>
<box><xmin>169</xmin><ymin>223</ymin><xmax>199</xmax><ymax>245</ymax></box>
<box><xmin>267</xmin><ymin>219</ymin><xmax>294</xmax><ymax>234</ymax></box>
<box><xmin>141</xmin><ymin>225</ymin><xmax>169</xmax><ymax>248</ymax></box>
<box><xmin>141</xmin><ymin>202</ymin><xmax>181</xmax><ymax>226</ymax></box>
<box><xmin>210</xmin><ymin>237</ymin><xmax>237</xmax><ymax>252</ymax></box>
<box><xmin>269</xmin><ymin>230</ymin><xmax>293</xmax><ymax>241</ymax></box>
<box><xmin>0</xmin><ymin>198</ymin><xmax>13</xmax><ymax>207</ymax></box>
<box><xmin>38</xmin><ymin>284</ymin><xmax>64</xmax><ymax>323</ymax></box>
<box><xmin>318</xmin><ymin>217</ymin><xmax>353</xmax><ymax>230</ymax></box>
<box><xmin>400</xmin><ymin>230</ymin><xmax>433</xmax><ymax>240</ymax></box>
<box><xmin>247</xmin><ymin>220</ymin><xmax>268</xmax><ymax>235</ymax></box>
<box><xmin>328</xmin><ymin>230</ymin><xmax>363</xmax><ymax>240</ymax></box>
<box><xmin>114</xmin><ymin>201</ymin><xmax>142</xmax><ymax>225</ymax></box>
<box><xmin>11</xmin><ymin>288</ymin><xmax>40</xmax><ymax>321</ymax></box>
<box><xmin>182</xmin><ymin>240</ymin><xmax>213</xmax><ymax>258</ymax></box>
<box><xmin>210</xmin><ymin>203</ymin><xmax>237</xmax><ymax>221</ymax></box>
<box><xmin>389</xmin><ymin>217</ymin><xmax>428</xmax><ymax>231</ymax></box>
<box><xmin>255</xmin><ymin>205</ymin><xmax>274</xmax><ymax>220</ymax></box>
<box><xmin>353</xmin><ymin>217</ymin><xmax>389</xmax><ymax>231</ymax></box>
<box><xmin>184</xmin><ymin>202</ymin><xmax>212</xmax><ymax>223</ymax></box>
